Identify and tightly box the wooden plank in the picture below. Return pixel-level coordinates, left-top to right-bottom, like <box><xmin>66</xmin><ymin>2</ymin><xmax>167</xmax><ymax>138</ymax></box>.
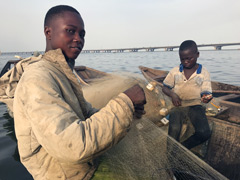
<box><xmin>213</xmin><ymin>90</ymin><xmax>240</xmax><ymax>94</ymax></box>
<box><xmin>205</xmin><ymin>117</ymin><xmax>240</xmax><ymax>180</ymax></box>
<box><xmin>218</xmin><ymin>94</ymin><xmax>240</xmax><ymax>101</ymax></box>
<box><xmin>218</xmin><ymin>100</ymin><xmax>240</xmax><ymax>124</ymax></box>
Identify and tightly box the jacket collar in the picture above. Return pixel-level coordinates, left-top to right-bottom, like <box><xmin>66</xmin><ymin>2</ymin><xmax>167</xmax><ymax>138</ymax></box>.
<box><xmin>43</xmin><ymin>49</ymin><xmax>73</xmax><ymax>72</ymax></box>
<box><xmin>42</xmin><ymin>49</ymin><xmax>88</xmax><ymax>119</ymax></box>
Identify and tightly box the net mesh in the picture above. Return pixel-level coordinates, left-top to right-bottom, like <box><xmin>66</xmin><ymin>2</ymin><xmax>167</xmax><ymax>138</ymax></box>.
<box><xmin>82</xmin><ymin>74</ymin><xmax>227</xmax><ymax>180</ymax></box>
<box><xmin>92</xmin><ymin>118</ymin><xmax>227</xmax><ymax>180</ymax></box>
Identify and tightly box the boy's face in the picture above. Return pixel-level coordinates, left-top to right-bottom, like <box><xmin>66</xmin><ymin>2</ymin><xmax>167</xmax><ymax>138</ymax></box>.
<box><xmin>179</xmin><ymin>49</ymin><xmax>199</xmax><ymax>69</ymax></box>
<box><xmin>45</xmin><ymin>11</ymin><xmax>85</xmax><ymax>60</ymax></box>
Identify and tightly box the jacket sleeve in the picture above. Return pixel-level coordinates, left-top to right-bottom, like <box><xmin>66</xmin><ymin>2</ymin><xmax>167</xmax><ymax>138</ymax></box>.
<box><xmin>85</xmin><ymin>100</ymin><xmax>99</xmax><ymax>117</ymax></box>
<box><xmin>15</xmin><ymin>71</ymin><xmax>134</xmax><ymax>164</ymax></box>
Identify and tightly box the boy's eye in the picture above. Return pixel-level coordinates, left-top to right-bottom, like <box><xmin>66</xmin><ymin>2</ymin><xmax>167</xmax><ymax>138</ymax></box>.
<box><xmin>182</xmin><ymin>57</ymin><xmax>193</xmax><ymax>61</ymax></box>
<box><xmin>79</xmin><ymin>31</ymin><xmax>85</xmax><ymax>38</ymax></box>
<box><xmin>66</xmin><ymin>29</ymin><xmax>75</xmax><ymax>34</ymax></box>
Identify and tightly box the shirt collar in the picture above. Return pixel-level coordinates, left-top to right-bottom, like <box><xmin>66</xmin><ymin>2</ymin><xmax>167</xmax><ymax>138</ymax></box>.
<box><xmin>179</xmin><ymin>63</ymin><xmax>202</xmax><ymax>74</ymax></box>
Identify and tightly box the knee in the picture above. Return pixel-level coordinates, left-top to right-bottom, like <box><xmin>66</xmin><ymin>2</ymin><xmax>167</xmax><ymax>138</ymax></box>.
<box><xmin>169</xmin><ymin>124</ymin><xmax>181</xmax><ymax>133</ymax></box>
<box><xmin>169</xmin><ymin>108</ymin><xmax>184</xmax><ymax>117</ymax></box>
<box><xmin>196</xmin><ymin>129</ymin><xmax>211</xmax><ymax>142</ymax></box>
<box><xmin>168</xmin><ymin>114</ymin><xmax>182</xmax><ymax>133</ymax></box>
<box><xmin>168</xmin><ymin>122</ymin><xmax>182</xmax><ymax>141</ymax></box>
<box><xmin>168</xmin><ymin>109</ymin><xmax>184</xmax><ymax>124</ymax></box>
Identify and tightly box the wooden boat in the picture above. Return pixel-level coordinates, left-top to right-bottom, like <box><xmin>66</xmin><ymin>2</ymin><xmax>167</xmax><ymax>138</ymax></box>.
<box><xmin>73</xmin><ymin>65</ymin><xmax>109</xmax><ymax>85</ymax></box>
<box><xmin>139</xmin><ymin>65</ymin><xmax>240</xmax><ymax>121</ymax></box>
<box><xmin>0</xmin><ymin>60</ymin><xmax>109</xmax><ymax>85</ymax></box>
<box><xmin>0</xmin><ymin>60</ymin><xmax>20</xmax><ymax>77</ymax></box>
<box><xmin>139</xmin><ymin>65</ymin><xmax>240</xmax><ymax>94</ymax></box>
<box><xmin>139</xmin><ymin>65</ymin><xmax>240</xmax><ymax>179</ymax></box>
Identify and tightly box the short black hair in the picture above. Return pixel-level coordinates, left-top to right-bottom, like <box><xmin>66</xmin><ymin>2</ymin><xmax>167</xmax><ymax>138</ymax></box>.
<box><xmin>179</xmin><ymin>40</ymin><xmax>198</xmax><ymax>53</ymax></box>
<box><xmin>44</xmin><ymin>5</ymin><xmax>80</xmax><ymax>26</ymax></box>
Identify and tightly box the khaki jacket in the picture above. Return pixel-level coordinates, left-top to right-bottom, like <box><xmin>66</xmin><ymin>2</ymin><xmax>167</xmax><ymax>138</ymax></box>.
<box><xmin>0</xmin><ymin>55</ymin><xmax>41</xmax><ymax>114</ymax></box>
<box><xmin>3</xmin><ymin>49</ymin><xmax>134</xmax><ymax>179</ymax></box>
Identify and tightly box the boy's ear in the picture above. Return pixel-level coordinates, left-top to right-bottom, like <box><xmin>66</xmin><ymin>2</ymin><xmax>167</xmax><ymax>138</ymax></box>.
<box><xmin>44</xmin><ymin>26</ymin><xmax>52</xmax><ymax>40</ymax></box>
<box><xmin>196</xmin><ymin>51</ymin><xmax>200</xmax><ymax>58</ymax></box>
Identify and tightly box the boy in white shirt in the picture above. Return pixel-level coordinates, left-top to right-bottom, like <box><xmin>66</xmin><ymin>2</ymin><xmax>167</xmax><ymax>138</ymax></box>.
<box><xmin>163</xmin><ymin>40</ymin><xmax>212</xmax><ymax>149</ymax></box>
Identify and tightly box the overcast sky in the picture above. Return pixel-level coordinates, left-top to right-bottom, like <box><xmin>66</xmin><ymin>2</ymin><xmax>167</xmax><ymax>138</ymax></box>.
<box><xmin>0</xmin><ymin>0</ymin><xmax>239</xmax><ymax>52</ymax></box>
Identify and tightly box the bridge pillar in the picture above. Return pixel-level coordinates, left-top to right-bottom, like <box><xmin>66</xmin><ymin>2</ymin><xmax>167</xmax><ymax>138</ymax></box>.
<box><xmin>146</xmin><ymin>48</ymin><xmax>154</xmax><ymax>52</ymax></box>
<box><xmin>165</xmin><ymin>48</ymin><xmax>173</xmax><ymax>51</ymax></box>
<box><xmin>104</xmin><ymin>50</ymin><xmax>111</xmax><ymax>53</ymax></box>
<box><xmin>130</xmin><ymin>49</ymin><xmax>138</xmax><ymax>52</ymax></box>
<box><xmin>214</xmin><ymin>46</ymin><xmax>222</xmax><ymax>50</ymax></box>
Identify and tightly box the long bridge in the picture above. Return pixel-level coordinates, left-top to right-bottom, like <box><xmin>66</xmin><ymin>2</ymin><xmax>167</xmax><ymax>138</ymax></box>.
<box><xmin>1</xmin><ymin>42</ymin><xmax>240</xmax><ymax>55</ymax></box>
<box><xmin>82</xmin><ymin>42</ymin><xmax>240</xmax><ymax>53</ymax></box>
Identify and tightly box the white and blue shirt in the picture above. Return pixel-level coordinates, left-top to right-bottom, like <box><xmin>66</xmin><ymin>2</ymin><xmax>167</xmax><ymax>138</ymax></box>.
<box><xmin>163</xmin><ymin>64</ymin><xmax>212</xmax><ymax>107</ymax></box>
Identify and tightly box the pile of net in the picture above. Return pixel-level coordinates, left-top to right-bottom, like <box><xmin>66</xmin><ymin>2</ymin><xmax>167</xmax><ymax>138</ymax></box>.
<box><xmin>83</xmin><ymin>74</ymin><xmax>227</xmax><ymax>180</ymax></box>
<box><xmin>92</xmin><ymin>118</ymin><xmax>227</xmax><ymax>180</ymax></box>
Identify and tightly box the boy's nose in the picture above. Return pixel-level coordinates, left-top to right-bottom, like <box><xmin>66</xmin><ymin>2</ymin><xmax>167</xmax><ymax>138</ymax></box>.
<box><xmin>73</xmin><ymin>33</ymin><xmax>83</xmax><ymax>43</ymax></box>
<box><xmin>183</xmin><ymin>59</ymin><xmax>190</xmax><ymax>63</ymax></box>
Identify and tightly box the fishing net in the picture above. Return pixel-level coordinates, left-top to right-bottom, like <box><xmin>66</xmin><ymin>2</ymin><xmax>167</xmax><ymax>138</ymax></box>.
<box><xmin>92</xmin><ymin>118</ymin><xmax>227</xmax><ymax>180</ymax></box>
<box><xmin>82</xmin><ymin>74</ymin><xmax>227</xmax><ymax>180</ymax></box>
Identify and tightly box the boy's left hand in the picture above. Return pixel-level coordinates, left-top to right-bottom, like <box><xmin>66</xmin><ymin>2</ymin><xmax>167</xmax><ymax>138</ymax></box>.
<box><xmin>201</xmin><ymin>94</ymin><xmax>213</xmax><ymax>103</ymax></box>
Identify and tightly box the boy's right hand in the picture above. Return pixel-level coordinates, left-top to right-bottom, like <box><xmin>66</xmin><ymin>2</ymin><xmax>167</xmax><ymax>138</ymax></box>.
<box><xmin>162</xmin><ymin>86</ymin><xmax>181</xmax><ymax>106</ymax></box>
<box><xmin>123</xmin><ymin>84</ymin><xmax>146</xmax><ymax>118</ymax></box>
<box><xmin>201</xmin><ymin>94</ymin><xmax>213</xmax><ymax>103</ymax></box>
<box><xmin>171</xmin><ymin>93</ymin><xmax>181</xmax><ymax>106</ymax></box>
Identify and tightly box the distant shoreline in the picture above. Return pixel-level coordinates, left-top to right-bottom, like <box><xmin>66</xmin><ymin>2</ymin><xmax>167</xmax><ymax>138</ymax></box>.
<box><xmin>1</xmin><ymin>48</ymin><xmax>240</xmax><ymax>55</ymax></box>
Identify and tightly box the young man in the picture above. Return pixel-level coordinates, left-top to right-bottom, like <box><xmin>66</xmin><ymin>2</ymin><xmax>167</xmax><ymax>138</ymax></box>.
<box><xmin>12</xmin><ymin>5</ymin><xmax>146</xmax><ymax>180</ymax></box>
<box><xmin>162</xmin><ymin>40</ymin><xmax>212</xmax><ymax>149</ymax></box>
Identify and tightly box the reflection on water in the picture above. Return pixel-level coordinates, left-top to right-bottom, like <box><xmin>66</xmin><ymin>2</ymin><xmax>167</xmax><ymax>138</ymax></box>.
<box><xmin>2</xmin><ymin>111</ymin><xmax>20</xmax><ymax>162</ymax></box>
<box><xmin>0</xmin><ymin>104</ymin><xmax>33</xmax><ymax>180</ymax></box>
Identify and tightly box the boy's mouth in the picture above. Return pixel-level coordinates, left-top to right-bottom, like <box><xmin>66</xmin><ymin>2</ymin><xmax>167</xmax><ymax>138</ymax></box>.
<box><xmin>71</xmin><ymin>46</ymin><xmax>82</xmax><ymax>51</ymax></box>
<box><xmin>183</xmin><ymin>62</ymin><xmax>192</xmax><ymax>68</ymax></box>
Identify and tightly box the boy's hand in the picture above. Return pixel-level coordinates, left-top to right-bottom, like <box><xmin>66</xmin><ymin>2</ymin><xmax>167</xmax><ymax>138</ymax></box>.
<box><xmin>162</xmin><ymin>86</ymin><xmax>181</xmax><ymax>106</ymax></box>
<box><xmin>201</xmin><ymin>94</ymin><xmax>213</xmax><ymax>103</ymax></box>
<box><xmin>124</xmin><ymin>84</ymin><xmax>146</xmax><ymax>119</ymax></box>
<box><xmin>133</xmin><ymin>104</ymin><xmax>146</xmax><ymax>119</ymax></box>
<box><xmin>171</xmin><ymin>93</ymin><xmax>182</xmax><ymax>107</ymax></box>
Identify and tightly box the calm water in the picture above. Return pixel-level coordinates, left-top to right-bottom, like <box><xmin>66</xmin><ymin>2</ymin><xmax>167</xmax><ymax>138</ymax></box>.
<box><xmin>0</xmin><ymin>50</ymin><xmax>239</xmax><ymax>179</ymax></box>
<box><xmin>1</xmin><ymin>50</ymin><xmax>240</xmax><ymax>86</ymax></box>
